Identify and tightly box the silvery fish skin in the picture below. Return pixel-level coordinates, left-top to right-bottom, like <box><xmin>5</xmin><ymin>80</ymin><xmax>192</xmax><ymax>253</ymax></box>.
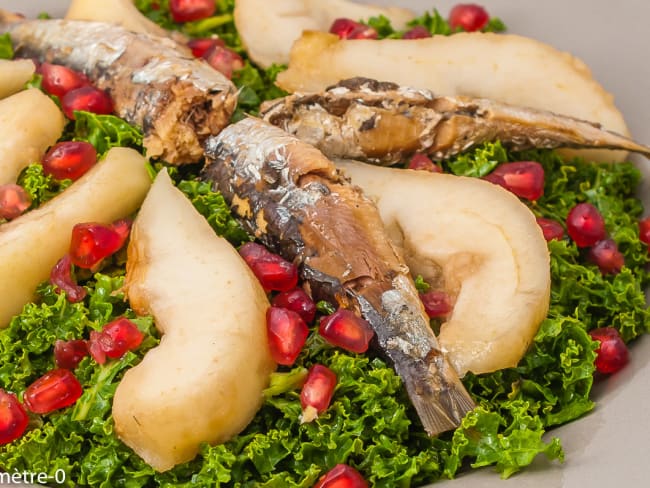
<box><xmin>260</xmin><ymin>77</ymin><xmax>650</xmax><ymax>165</ymax></box>
<box><xmin>1</xmin><ymin>18</ymin><xmax>237</xmax><ymax>164</ymax></box>
<box><xmin>202</xmin><ymin>117</ymin><xmax>475</xmax><ymax>436</ymax></box>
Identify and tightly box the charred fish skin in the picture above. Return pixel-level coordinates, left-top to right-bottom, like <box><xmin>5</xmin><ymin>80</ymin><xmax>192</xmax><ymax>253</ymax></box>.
<box><xmin>1</xmin><ymin>18</ymin><xmax>237</xmax><ymax>164</ymax></box>
<box><xmin>202</xmin><ymin>117</ymin><xmax>475</xmax><ymax>436</ymax></box>
<box><xmin>260</xmin><ymin>77</ymin><xmax>650</xmax><ymax>165</ymax></box>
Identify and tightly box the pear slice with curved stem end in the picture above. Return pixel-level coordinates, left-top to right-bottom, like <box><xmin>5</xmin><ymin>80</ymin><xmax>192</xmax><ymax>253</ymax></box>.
<box><xmin>115</xmin><ymin>169</ymin><xmax>275</xmax><ymax>472</ymax></box>
<box><xmin>336</xmin><ymin>159</ymin><xmax>551</xmax><ymax>377</ymax></box>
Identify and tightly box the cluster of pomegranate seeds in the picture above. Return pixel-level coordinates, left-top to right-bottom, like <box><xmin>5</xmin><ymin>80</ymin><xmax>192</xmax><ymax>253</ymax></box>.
<box><xmin>319</xmin><ymin>309</ymin><xmax>375</xmax><ymax>354</ymax></box>
<box><xmin>587</xmin><ymin>238</ymin><xmax>625</xmax><ymax>275</ymax></box>
<box><xmin>54</xmin><ymin>339</ymin><xmax>89</xmax><ymax>370</ymax></box>
<box><xmin>329</xmin><ymin>18</ymin><xmax>378</xmax><ymax>40</ymax></box>
<box><xmin>448</xmin><ymin>3</ymin><xmax>490</xmax><ymax>32</ymax></box>
<box><xmin>37</xmin><ymin>62</ymin><xmax>90</xmax><ymax>98</ymax></box>
<box><xmin>41</xmin><ymin>141</ymin><xmax>98</xmax><ymax>181</ymax></box>
<box><xmin>266</xmin><ymin>306</ymin><xmax>309</xmax><ymax>366</ymax></box>
<box><xmin>187</xmin><ymin>37</ymin><xmax>244</xmax><ymax>79</ymax></box>
<box><xmin>188</xmin><ymin>37</ymin><xmax>223</xmax><ymax>58</ymax></box>
<box><xmin>300</xmin><ymin>364</ymin><xmax>337</xmax><ymax>423</ymax></box>
<box><xmin>314</xmin><ymin>464</ymin><xmax>369</xmax><ymax>488</ymax></box>
<box><xmin>536</xmin><ymin>217</ymin><xmax>565</xmax><ymax>241</ymax></box>
<box><xmin>50</xmin><ymin>254</ymin><xmax>87</xmax><ymax>303</ymax></box>
<box><xmin>0</xmin><ymin>390</ymin><xmax>29</xmax><ymax>445</ymax></box>
<box><xmin>420</xmin><ymin>290</ymin><xmax>452</xmax><ymax>318</ymax></box>
<box><xmin>402</xmin><ymin>25</ymin><xmax>431</xmax><ymax>39</ymax></box>
<box><xmin>272</xmin><ymin>288</ymin><xmax>317</xmax><ymax>324</ymax></box>
<box><xmin>61</xmin><ymin>85</ymin><xmax>114</xmax><ymax>120</ymax></box>
<box><xmin>408</xmin><ymin>153</ymin><xmax>442</xmax><ymax>173</ymax></box>
<box><xmin>589</xmin><ymin>327</ymin><xmax>629</xmax><ymax>374</ymax></box>
<box><xmin>169</xmin><ymin>0</ymin><xmax>216</xmax><ymax>23</ymax></box>
<box><xmin>566</xmin><ymin>203</ymin><xmax>606</xmax><ymax>247</ymax></box>
<box><xmin>0</xmin><ymin>183</ymin><xmax>31</xmax><ymax>220</ymax></box>
<box><xmin>239</xmin><ymin>242</ymin><xmax>299</xmax><ymax>292</ymax></box>
<box><xmin>23</xmin><ymin>368</ymin><xmax>83</xmax><ymax>414</ymax></box>
<box><xmin>88</xmin><ymin>317</ymin><xmax>144</xmax><ymax>364</ymax></box>
<box><xmin>483</xmin><ymin>161</ymin><xmax>545</xmax><ymax>201</ymax></box>
<box><xmin>69</xmin><ymin>220</ymin><xmax>130</xmax><ymax>269</ymax></box>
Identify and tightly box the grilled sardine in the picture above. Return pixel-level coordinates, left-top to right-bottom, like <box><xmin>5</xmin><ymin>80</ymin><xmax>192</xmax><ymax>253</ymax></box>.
<box><xmin>1</xmin><ymin>17</ymin><xmax>237</xmax><ymax>164</ymax></box>
<box><xmin>261</xmin><ymin>77</ymin><xmax>650</xmax><ymax>165</ymax></box>
<box><xmin>202</xmin><ymin>117</ymin><xmax>475</xmax><ymax>436</ymax></box>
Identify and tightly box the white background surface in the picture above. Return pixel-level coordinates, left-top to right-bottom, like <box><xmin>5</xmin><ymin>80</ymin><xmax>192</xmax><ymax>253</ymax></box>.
<box><xmin>1</xmin><ymin>1</ymin><xmax>649</xmax><ymax>487</ymax></box>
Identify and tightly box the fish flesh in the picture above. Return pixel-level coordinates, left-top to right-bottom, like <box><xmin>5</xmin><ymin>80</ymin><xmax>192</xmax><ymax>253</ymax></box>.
<box><xmin>261</xmin><ymin>77</ymin><xmax>650</xmax><ymax>165</ymax></box>
<box><xmin>202</xmin><ymin>117</ymin><xmax>476</xmax><ymax>436</ymax></box>
<box><xmin>0</xmin><ymin>16</ymin><xmax>237</xmax><ymax>164</ymax></box>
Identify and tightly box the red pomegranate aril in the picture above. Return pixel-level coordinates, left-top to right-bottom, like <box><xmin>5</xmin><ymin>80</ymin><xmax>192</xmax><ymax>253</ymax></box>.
<box><xmin>110</xmin><ymin>218</ymin><xmax>132</xmax><ymax>248</ymax></box>
<box><xmin>319</xmin><ymin>309</ymin><xmax>374</xmax><ymax>354</ymax></box>
<box><xmin>314</xmin><ymin>464</ymin><xmax>369</xmax><ymax>488</ymax></box>
<box><xmin>536</xmin><ymin>217</ymin><xmax>564</xmax><ymax>241</ymax></box>
<box><xmin>170</xmin><ymin>0</ymin><xmax>216</xmax><ymax>23</ymax></box>
<box><xmin>202</xmin><ymin>44</ymin><xmax>244</xmax><ymax>79</ymax></box>
<box><xmin>566</xmin><ymin>202</ymin><xmax>606</xmax><ymax>248</ymax></box>
<box><xmin>402</xmin><ymin>25</ymin><xmax>431</xmax><ymax>39</ymax></box>
<box><xmin>266</xmin><ymin>307</ymin><xmax>309</xmax><ymax>365</ymax></box>
<box><xmin>408</xmin><ymin>153</ymin><xmax>442</xmax><ymax>172</ymax></box>
<box><xmin>272</xmin><ymin>288</ymin><xmax>317</xmax><ymax>324</ymax></box>
<box><xmin>239</xmin><ymin>242</ymin><xmax>299</xmax><ymax>292</ymax></box>
<box><xmin>0</xmin><ymin>390</ymin><xmax>29</xmax><ymax>445</ymax></box>
<box><xmin>54</xmin><ymin>339</ymin><xmax>89</xmax><ymax>370</ymax></box>
<box><xmin>50</xmin><ymin>254</ymin><xmax>87</xmax><ymax>303</ymax></box>
<box><xmin>420</xmin><ymin>290</ymin><xmax>452</xmax><ymax>318</ymax></box>
<box><xmin>588</xmin><ymin>238</ymin><xmax>624</xmax><ymax>275</ymax></box>
<box><xmin>69</xmin><ymin>222</ymin><xmax>123</xmax><ymax>269</ymax></box>
<box><xmin>639</xmin><ymin>217</ymin><xmax>650</xmax><ymax>245</ymax></box>
<box><xmin>61</xmin><ymin>85</ymin><xmax>113</xmax><ymax>119</ymax></box>
<box><xmin>0</xmin><ymin>184</ymin><xmax>31</xmax><ymax>220</ymax></box>
<box><xmin>37</xmin><ymin>62</ymin><xmax>90</xmax><ymax>98</ymax></box>
<box><xmin>589</xmin><ymin>327</ymin><xmax>629</xmax><ymax>374</ymax></box>
<box><xmin>329</xmin><ymin>18</ymin><xmax>378</xmax><ymax>40</ymax></box>
<box><xmin>448</xmin><ymin>3</ymin><xmax>490</xmax><ymax>32</ymax></box>
<box><xmin>88</xmin><ymin>317</ymin><xmax>144</xmax><ymax>364</ymax></box>
<box><xmin>300</xmin><ymin>364</ymin><xmax>337</xmax><ymax>422</ymax></box>
<box><xmin>23</xmin><ymin>368</ymin><xmax>83</xmax><ymax>414</ymax></box>
<box><xmin>187</xmin><ymin>37</ymin><xmax>225</xmax><ymax>58</ymax></box>
<box><xmin>483</xmin><ymin>161</ymin><xmax>544</xmax><ymax>201</ymax></box>
<box><xmin>42</xmin><ymin>141</ymin><xmax>97</xmax><ymax>181</ymax></box>
<box><xmin>88</xmin><ymin>330</ymin><xmax>106</xmax><ymax>364</ymax></box>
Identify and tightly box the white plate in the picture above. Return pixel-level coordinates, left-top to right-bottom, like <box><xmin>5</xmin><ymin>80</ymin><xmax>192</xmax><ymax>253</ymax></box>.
<box><xmin>2</xmin><ymin>1</ymin><xmax>649</xmax><ymax>487</ymax></box>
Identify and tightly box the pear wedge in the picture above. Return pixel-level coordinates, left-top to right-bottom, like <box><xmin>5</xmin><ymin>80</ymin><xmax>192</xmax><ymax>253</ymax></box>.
<box><xmin>0</xmin><ymin>59</ymin><xmax>36</xmax><ymax>99</ymax></box>
<box><xmin>115</xmin><ymin>169</ymin><xmax>275</xmax><ymax>472</ymax></box>
<box><xmin>336</xmin><ymin>160</ymin><xmax>551</xmax><ymax>376</ymax></box>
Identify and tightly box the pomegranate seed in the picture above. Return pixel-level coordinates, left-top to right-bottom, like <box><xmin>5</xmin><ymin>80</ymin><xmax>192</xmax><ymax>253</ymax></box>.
<box><xmin>0</xmin><ymin>184</ymin><xmax>31</xmax><ymax>220</ymax></box>
<box><xmin>588</xmin><ymin>239</ymin><xmax>624</xmax><ymax>275</ymax></box>
<box><xmin>239</xmin><ymin>242</ymin><xmax>299</xmax><ymax>292</ymax></box>
<box><xmin>319</xmin><ymin>309</ymin><xmax>374</xmax><ymax>354</ymax></box>
<box><xmin>300</xmin><ymin>364</ymin><xmax>337</xmax><ymax>422</ymax></box>
<box><xmin>69</xmin><ymin>222</ymin><xmax>124</xmax><ymax>269</ymax></box>
<box><xmin>408</xmin><ymin>153</ymin><xmax>442</xmax><ymax>172</ymax></box>
<box><xmin>88</xmin><ymin>330</ymin><xmax>107</xmax><ymax>364</ymax></box>
<box><xmin>266</xmin><ymin>307</ymin><xmax>309</xmax><ymax>365</ymax></box>
<box><xmin>536</xmin><ymin>217</ymin><xmax>565</xmax><ymax>241</ymax></box>
<box><xmin>42</xmin><ymin>141</ymin><xmax>97</xmax><ymax>181</ymax></box>
<box><xmin>169</xmin><ymin>0</ymin><xmax>216</xmax><ymax>23</ymax></box>
<box><xmin>314</xmin><ymin>464</ymin><xmax>369</xmax><ymax>488</ymax></box>
<box><xmin>272</xmin><ymin>288</ymin><xmax>316</xmax><ymax>324</ymax></box>
<box><xmin>61</xmin><ymin>85</ymin><xmax>113</xmax><ymax>119</ymax></box>
<box><xmin>483</xmin><ymin>161</ymin><xmax>544</xmax><ymax>201</ymax></box>
<box><xmin>448</xmin><ymin>3</ymin><xmax>490</xmax><ymax>32</ymax></box>
<box><xmin>420</xmin><ymin>290</ymin><xmax>452</xmax><ymax>318</ymax></box>
<box><xmin>0</xmin><ymin>390</ymin><xmax>29</xmax><ymax>445</ymax></box>
<box><xmin>88</xmin><ymin>317</ymin><xmax>144</xmax><ymax>364</ymax></box>
<box><xmin>110</xmin><ymin>218</ymin><xmax>132</xmax><ymax>248</ymax></box>
<box><xmin>566</xmin><ymin>203</ymin><xmax>607</xmax><ymax>248</ymax></box>
<box><xmin>589</xmin><ymin>327</ymin><xmax>629</xmax><ymax>374</ymax></box>
<box><xmin>36</xmin><ymin>62</ymin><xmax>90</xmax><ymax>98</ymax></box>
<box><xmin>202</xmin><ymin>44</ymin><xmax>244</xmax><ymax>79</ymax></box>
<box><xmin>50</xmin><ymin>254</ymin><xmax>87</xmax><ymax>303</ymax></box>
<box><xmin>402</xmin><ymin>25</ymin><xmax>432</xmax><ymax>39</ymax></box>
<box><xmin>54</xmin><ymin>339</ymin><xmax>89</xmax><ymax>370</ymax></box>
<box><xmin>329</xmin><ymin>18</ymin><xmax>378</xmax><ymax>40</ymax></box>
<box><xmin>23</xmin><ymin>368</ymin><xmax>83</xmax><ymax>414</ymax></box>
<box><xmin>639</xmin><ymin>217</ymin><xmax>650</xmax><ymax>245</ymax></box>
<box><xmin>187</xmin><ymin>37</ymin><xmax>225</xmax><ymax>58</ymax></box>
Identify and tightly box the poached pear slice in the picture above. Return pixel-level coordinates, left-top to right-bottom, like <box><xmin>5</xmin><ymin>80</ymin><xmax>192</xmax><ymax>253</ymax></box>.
<box><xmin>114</xmin><ymin>169</ymin><xmax>275</xmax><ymax>472</ymax></box>
<box><xmin>336</xmin><ymin>160</ymin><xmax>551</xmax><ymax>376</ymax></box>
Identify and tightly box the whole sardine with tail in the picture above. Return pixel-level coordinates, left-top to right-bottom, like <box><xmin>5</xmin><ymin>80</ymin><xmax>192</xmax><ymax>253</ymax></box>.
<box><xmin>260</xmin><ymin>77</ymin><xmax>650</xmax><ymax>165</ymax></box>
<box><xmin>202</xmin><ymin>117</ymin><xmax>475</xmax><ymax>436</ymax></box>
<box><xmin>0</xmin><ymin>16</ymin><xmax>237</xmax><ymax>164</ymax></box>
